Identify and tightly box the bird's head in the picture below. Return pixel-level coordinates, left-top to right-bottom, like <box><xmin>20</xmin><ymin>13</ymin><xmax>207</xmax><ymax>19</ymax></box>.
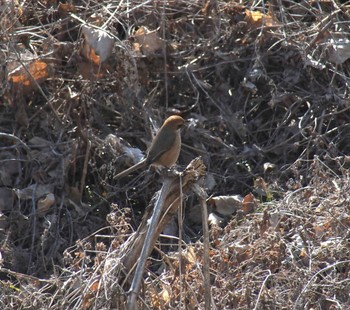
<box><xmin>163</xmin><ymin>115</ymin><xmax>185</xmax><ymax>130</ymax></box>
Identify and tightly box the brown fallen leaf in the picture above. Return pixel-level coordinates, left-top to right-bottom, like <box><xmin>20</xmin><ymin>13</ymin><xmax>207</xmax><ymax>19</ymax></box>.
<box><xmin>37</xmin><ymin>193</ymin><xmax>55</xmax><ymax>217</ymax></box>
<box><xmin>208</xmin><ymin>195</ymin><xmax>242</xmax><ymax>216</ymax></box>
<box><xmin>8</xmin><ymin>59</ymin><xmax>53</xmax><ymax>95</ymax></box>
<box><xmin>133</xmin><ymin>26</ymin><xmax>166</xmax><ymax>56</ymax></box>
<box><xmin>241</xmin><ymin>193</ymin><xmax>257</xmax><ymax>214</ymax></box>
<box><xmin>245</xmin><ymin>9</ymin><xmax>279</xmax><ymax>29</ymax></box>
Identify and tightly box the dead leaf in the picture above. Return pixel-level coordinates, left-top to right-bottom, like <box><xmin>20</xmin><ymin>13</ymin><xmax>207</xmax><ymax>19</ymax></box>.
<box><xmin>89</xmin><ymin>278</ymin><xmax>100</xmax><ymax>292</ymax></box>
<box><xmin>241</xmin><ymin>193</ymin><xmax>257</xmax><ymax>214</ymax></box>
<box><xmin>81</xmin><ymin>25</ymin><xmax>115</xmax><ymax>63</ymax></box>
<box><xmin>151</xmin><ymin>284</ymin><xmax>170</xmax><ymax>309</ymax></box>
<box><xmin>57</xmin><ymin>2</ymin><xmax>76</xmax><ymax>17</ymax></box>
<box><xmin>185</xmin><ymin>246</ymin><xmax>196</xmax><ymax>265</ymax></box>
<box><xmin>37</xmin><ymin>193</ymin><xmax>55</xmax><ymax>217</ymax></box>
<box><xmin>161</xmin><ymin>287</ymin><xmax>170</xmax><ymax>303</ymax></box>
<box><xmin>82</xmin><ymin>43</ymin><xmax>100</xmax><ymax>65</ymax></box>
<box><xmin>260</xmin><ymin>209</ymin><xmax>271</xmax><ymax>234</ymax></box>
<box><xmin>208</xmin><ymin>195</ymin><xmax>242</xmax><ymax>216</ymax></box>
<box><xmin>133</xmin><ymin>27</ymin><xmax>165</xmax><ymax>56</ymax></box>
<box><xmin>245</xmin><ymin>9</ymin><xmax>279</xmax><ymax>29</ymax></box>
<box><xmin>8</xmin><ymin>59</ymin><xmax>52</xmax><ymax>95</ymax></box>
<box><xmin>82</xmin><ymin>278</ymin><xmax>100</xmax><ymax>310</ymax></box>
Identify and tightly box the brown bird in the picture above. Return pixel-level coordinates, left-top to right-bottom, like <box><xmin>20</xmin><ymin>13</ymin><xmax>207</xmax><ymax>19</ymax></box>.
<box><xmin>115</xmin><ymin>115</ymin><xmax>185</xmax><ymax>179</ymax></box>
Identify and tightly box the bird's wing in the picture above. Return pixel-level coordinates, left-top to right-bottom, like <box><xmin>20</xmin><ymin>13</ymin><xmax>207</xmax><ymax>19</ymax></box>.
<box><xmin>146</xmin><ymin>128</ymin><xmax>176</xmax><ymax>164</ymax></box>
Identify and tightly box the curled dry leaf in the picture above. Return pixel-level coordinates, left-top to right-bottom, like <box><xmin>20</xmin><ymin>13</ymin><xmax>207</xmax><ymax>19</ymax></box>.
<box><xmin>81</xmin><ymin>25</ymin><xmax>115</xmax><ymax>63</ymax></box>
<box><xmin>57</xmin><ymin>2</ymin><xmax>76</xmax><ymax>17</ymax></box>
<box><xmin>133</xmin><ymin>26</ymin><xmax>166</xmax><ymax>56</ymax></box>
<box><xmin>242</xmin><ymin>193</ymin><xmax>257</xmax><ymax>214</ymax></box>
<box><xmin>184</xmin><ymin>245</ymin><xmax>197</xmax><ymax>265</ymax></box>
<box><xmin>151</xmin><ymin>284</ymin><xmax>170</xmax><ymax>309</ymax></box>
<box><xmin>208</xmin><ymin>195</ymin><xmax>243</xmax><ymax>216</ymax></box>
<box><xmin>37</xmin><ymin>193</ymin><xmax>55</xmax><ymax>217</ymax></box>
<box><xmin>82</xmin><ymin>278</ymin><xmax>101</xmax><ymax>309</ymax></box>
<box><xmin>8</xmin><ymin>59</ymin><xmax>53</xmax><ymax>95</ymax></box>
<box><xmin>245</xmin><ymin>9</ymin><xmax>279</xmax><ymax>29</ymax></box>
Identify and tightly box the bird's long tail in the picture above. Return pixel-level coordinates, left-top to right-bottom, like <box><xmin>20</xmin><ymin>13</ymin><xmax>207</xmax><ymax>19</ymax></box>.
<box><xmin>115</xmin><ymin>158</ymin><xmax>148</xmax><ymax>179</ymax></box>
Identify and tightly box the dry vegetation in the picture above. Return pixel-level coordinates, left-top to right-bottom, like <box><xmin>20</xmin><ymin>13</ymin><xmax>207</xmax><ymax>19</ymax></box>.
<box><xmin>1</xmin><ymin>0</ymin><xmax>350</xmax><ymax>309</ymax></box>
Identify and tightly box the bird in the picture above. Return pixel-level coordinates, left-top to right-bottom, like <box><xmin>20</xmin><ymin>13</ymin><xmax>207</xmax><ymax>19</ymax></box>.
<box><xmin>115</xmin><ymin>115</ymin><xmax>185</xmax><ymax>179</ymax></box>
